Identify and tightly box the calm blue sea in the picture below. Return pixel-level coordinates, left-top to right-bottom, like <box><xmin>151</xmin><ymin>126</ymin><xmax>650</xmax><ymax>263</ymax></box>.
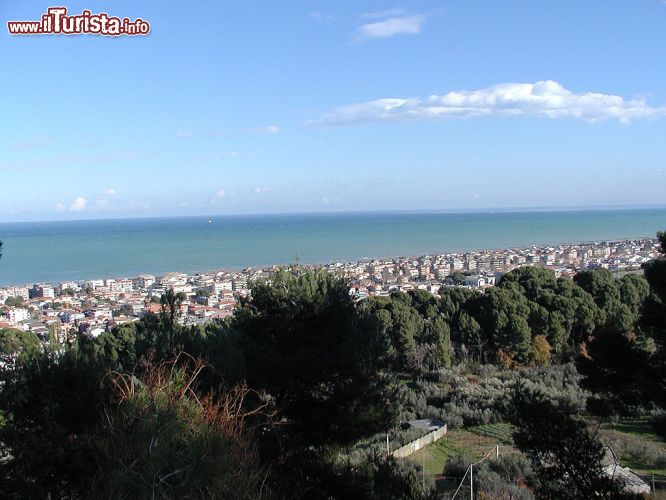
<box><xmin>0</xmin><ymin>209</ymin><xmax>664</xmax><ymax>286</ymax></box>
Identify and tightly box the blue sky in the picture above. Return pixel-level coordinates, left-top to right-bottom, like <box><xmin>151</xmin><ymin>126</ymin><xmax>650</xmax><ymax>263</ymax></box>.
<box><xmin>1</xmin><ymin>0</ymin><xmax>666</xmax><ymax>221</ymax></box>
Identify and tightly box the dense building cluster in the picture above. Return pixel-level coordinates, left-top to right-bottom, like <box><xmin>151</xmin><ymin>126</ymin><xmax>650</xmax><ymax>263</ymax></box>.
<box><xmin>0</xmin><ymin>237</ymin><xmax>659</xmax><ymax>344</ymax></box>
<box><xmin>342</xmin><ymin>238</ymin><xmax>658</xmax><ymax>297</ymax></box>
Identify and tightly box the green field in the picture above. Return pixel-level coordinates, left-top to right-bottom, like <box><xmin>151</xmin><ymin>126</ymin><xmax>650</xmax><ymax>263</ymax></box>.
<box><xmin>597</xmin><ymin>417</ymin><xmax>666</xmax><ymax>484</ymax></box>
<box><xmin>406</xmin><ymin>424</ymin><xmax>519</xmax><ymax>478</ymax></box>
<box><xmin>406</xmin><ymin>418</ymin><xmax>666</xmax><ymax>493</ymax></box>
<box><xmin>604</xmin><ymin>418</ymin><xmax>665</xmax><ymax>444</ymax></box>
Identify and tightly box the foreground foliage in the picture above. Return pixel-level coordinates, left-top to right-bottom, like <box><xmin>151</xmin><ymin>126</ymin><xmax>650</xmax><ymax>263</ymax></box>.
<box><xmin>513</xmin><ymin>391</ymin><xmax>641</xmax><ymax>499</ymax></box>
<box><xmin>91</xmin><ymin>355</ymin><xmax>268</xmax><ymax>499</ymax></box>
<box><xmin>1</xmin><ymin>228</ymin><xmax>665</xmax><ymax>498</ymax></box>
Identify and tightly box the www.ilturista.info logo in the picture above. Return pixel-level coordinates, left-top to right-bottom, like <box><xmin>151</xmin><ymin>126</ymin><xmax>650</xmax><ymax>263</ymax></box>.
<box><xmin>7</xmin><ymin>7</ymin><xmax>150</xmax><ymax>36</ymax></box>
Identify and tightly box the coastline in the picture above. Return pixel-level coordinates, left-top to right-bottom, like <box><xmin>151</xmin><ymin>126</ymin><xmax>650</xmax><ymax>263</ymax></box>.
<box><xmin>1</xmin><ymin>234</ymin><xmax>658</xmax><ymax>340</ymax></box>
<box><xmin>0</xmin><ymin>235</ymin><xmax>658</xmax><ymax>289</ymax></box>
<box><xmin>0</xmin><ymin>208</ymin><xmax>664</xmax><ymax>287</ymax></box>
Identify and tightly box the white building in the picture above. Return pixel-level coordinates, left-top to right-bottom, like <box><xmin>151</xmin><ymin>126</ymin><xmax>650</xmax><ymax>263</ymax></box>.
<box><xmin>135</xmin><ymin>274</ymin><xmax>156</xmax><ymax>289</ymax></box>
<box><xmin>86</xmin><ymin>279</ymin><xmax>104</xmax><ymax>290</ymax></box>
<box><xmin>59</xmin><ymin>281</ymin><xmax>81</xmax><ymax>293</ymax></box>
<box><xmin>8</xmin><ymin>308</ymin><xmax>30</xmax><ymax>324</ymax></box>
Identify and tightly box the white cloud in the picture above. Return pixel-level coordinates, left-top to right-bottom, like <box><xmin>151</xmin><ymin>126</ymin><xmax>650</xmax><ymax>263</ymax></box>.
<box><xmin>307</xmin><ymin>80</ymin><xmax>666</xmax><ymax>126</ymax></box>
<box><xmin>69</xmin><ymin>197</ymin><xmax>87</xmax><ymax>212</ymax></box>
<box><xmin>357</xmin><ymin>15</ymin><xmax>425</xmax><ymax>40</ymax></box>
<box><xmin>253</xmin><ymin>186</ymin><xmax>273</xmax><ymax>193</ymax></box>
<box><xmin>105</xmin><ymin>188</ymin><xmax>116</xmax><ymax>195</ymax></box>
<box><xmin>55</xmin><ymin>202</ymin><xmax>66</xmax><ymax>213</ymax></box>
<box><xmin>215</xmin><ymin>189</ymin><xmax>226</xmax><ymax>198</ymax></box>
<box><xmin>361</xmin><ymin>8</ymin><xmax>407</xmax><ymax>19</ymax></box>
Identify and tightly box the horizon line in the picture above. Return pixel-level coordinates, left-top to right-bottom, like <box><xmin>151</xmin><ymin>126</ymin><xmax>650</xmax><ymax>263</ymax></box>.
<box><xmin>2</xmin><ymin>203</ymin><xmax>666</xmax><ymax>225</ymax></box>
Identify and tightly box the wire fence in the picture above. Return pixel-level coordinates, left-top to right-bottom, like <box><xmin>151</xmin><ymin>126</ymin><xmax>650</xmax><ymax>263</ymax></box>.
<box><xmin>449</xmin><ymin>445</ymin><xmax>499</xmax><ymax>500</ymax></box>
<box><xmin>447</xmin><ymin>444</ymin><xmax>662</xmax><ymax>498</ymax></box>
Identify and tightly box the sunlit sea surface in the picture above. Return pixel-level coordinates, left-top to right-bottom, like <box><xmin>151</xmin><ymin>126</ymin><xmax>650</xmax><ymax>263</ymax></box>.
<box><xmin>0</xmin><ymin>208</ymin><xmax>664</xmax><ymax>285</ymax></box>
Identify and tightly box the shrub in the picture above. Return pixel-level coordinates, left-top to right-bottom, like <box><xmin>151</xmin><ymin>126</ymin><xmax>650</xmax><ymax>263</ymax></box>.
<box><xmin>487</xmin><ymin>453</ymin><xmax>534</xmax><ymax>484</ymax></box>
<box><xmin>652</xmin><ymin>412</ymin><xmax>666</xmax><ymax>440</ymax></box>
<box><xmin>475</xmin><ymin>469</ymin><xmax>534</xmax><ymax>500</ymax></box>
<box><xmin>530</xmin><ymin>335</ymin><xmax>552</xmax><ymax>366</ymax></box>
<box><xmin>428</xmin><ymin>364</ymin><xmax>586</xmax><ymax>427</ymax></box>
<box><xmin>313</xmin><ymin>451</ymin><xmax>438</xmax><ymax>500</ymax></box>
<box><xmin>443</xmin><ymin>455</ymin><xmax>472</xmax><ymax>479</ymax></box>
<box><xmin>599</xmin><ymin>429</ymin><xmax>666</xmax><ymax>468</ymax></box>
<box><xmin>444</xmin><ymin>454</ymin><xmax>535</xmax><ymax>500</ymax></box>
<box><xmin>91</xmin><ymin>355</ymin><xmax>270</xmax><ymax>499</ymax></box>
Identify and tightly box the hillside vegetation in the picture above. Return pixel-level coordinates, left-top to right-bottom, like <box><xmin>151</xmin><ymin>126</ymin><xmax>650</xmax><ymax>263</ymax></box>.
<box><xmin>0</xmin><ymin>231</ymin><xmax>665</xmax><ymax>498</ymax></box>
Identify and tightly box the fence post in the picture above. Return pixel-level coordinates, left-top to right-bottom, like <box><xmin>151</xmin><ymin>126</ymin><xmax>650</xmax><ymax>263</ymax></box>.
<box><xmin>496</xmin><ymin>444</ymin><xmax>499</xmax><ymax>458</ymax></box>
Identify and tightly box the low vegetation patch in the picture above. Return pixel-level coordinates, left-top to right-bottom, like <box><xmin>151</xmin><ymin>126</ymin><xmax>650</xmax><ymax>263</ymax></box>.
<box><xmin>598</xmin><ymin>417</ymin><xmax>666</xmax><ymax>483</ymax></box>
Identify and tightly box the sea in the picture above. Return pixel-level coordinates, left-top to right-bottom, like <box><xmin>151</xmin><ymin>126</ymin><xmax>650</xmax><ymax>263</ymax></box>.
<box><xmin>0</xmin><ymin>208</ymin><xmax>664</xmax><ymax>286</ymax></box>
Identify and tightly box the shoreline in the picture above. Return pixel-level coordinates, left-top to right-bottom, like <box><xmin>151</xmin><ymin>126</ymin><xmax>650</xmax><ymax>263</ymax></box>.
<box><xmin>0</xmin><ymin>235</ymin><xmax>658</xmax><ymax>289</ymax></box>
<box><xmin>2</xmin><ymin>207</ymin><xmax>664</xmax><ymax>287</ymax></box>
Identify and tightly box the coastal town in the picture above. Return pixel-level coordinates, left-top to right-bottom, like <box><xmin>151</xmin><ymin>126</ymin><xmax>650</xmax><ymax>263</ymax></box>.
<box><xmin>0</xmin><ymin>237</ymin><xmax>660</xmax><ymax>344</ymax></box>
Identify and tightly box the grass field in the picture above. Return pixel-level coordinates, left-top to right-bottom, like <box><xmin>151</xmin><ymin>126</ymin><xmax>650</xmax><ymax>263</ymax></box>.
<box><xmin>406</xmin><ymin>423</ymin><xmax>519</xmax><ymax>478</ymax></box>
<box><xmin>597</xmin><ymin>417</ymin><xmax>666</xmax><ymax>486</ymax></box>
<box><xmin>405</xmin><ymin>418</ymin><xmax>666</xmax><ymax>494</ymax></box>
<box><xmin>604</xmin><ymin>418</ymin><xmax>665</xmax><ymax>444</ymax></box>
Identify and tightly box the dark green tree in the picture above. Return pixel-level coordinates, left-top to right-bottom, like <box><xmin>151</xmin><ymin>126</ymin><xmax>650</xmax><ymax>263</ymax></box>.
<box><xmin>641</xmin><ymin>230</ymin><xmax>666</xmax><ymax>407</ymax></box>
<box><xmin>499</xmin><ymin>266</ymin><xmax>557</xmax><ymax>301</ymax></box>
<box><xmin>233</xmin><ymin>268</ymin><xmax>397</xmax><ymax>447</ymax></box>
<box><xmin>618</xmin><ymin>274</ymin><xmax>650</xmax><ymax>319</ymax></box>
<box><xmin>500</xmin><ymin>267</ymin><xmax>601</xmax><ymax>354</ymax></box>
<box><xmin>469</xmin><ymin>284</ymin><xmax>532</xmax><ymax>364</ymax></box>
<box><xmin>574</xmin><ymin>268</ymin><xmax>621</xmax><ymax>313</ymax></box>
<box><xmin>361</xmin><ymin>293</ymin><xmax>423</xmax><ymax>371</ymax></box>
<box><xmin>0</xmin><ymin>347</ymin><xmax>103</xmax><ymax>498</ymax></box>
<box><xmin>112</xmin><ymin>304</ymin><xmax>133</xmax><ymax>317</ymax></box>
<box><xmin>513</xmin><ymin>390</ymin><xmax>638</xmax><ymax>499</ymax></box>
<box><xmin>577</xmin><ymin>233</ymin><xmax>666</xmax><ymax>415</ymax></box>
<box><xmin>448</xmin><ymin>271</ymin><xmax>466</xmax><ymax>285</ymax></box>
<box><xmin>438</xmin><ymin>286</ymin><xmax>479</xmax><ymax>320</ymax></box>
<box><xmin>0</xmin><ymin>328</ymin><xmax>40</xmax><ymax>373</ymax></box>
<box><xmin>452</xmin><ymin>310</ymin><xmax>484</xmax><ymax>361</ymax></box>
<box><xmin>4</xmin><ymin>296</ymin><xmax>23</xmax><ymax>307</ymax></box>
<box><xmin>160</xmin><ymin>288</ymin><xmax>187</xmax><ymax>331</ymax></box>
<box><xmin>408</xmin><ymin>288</ymin><xmax>440</xmax><ymax>319</ymax></box>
